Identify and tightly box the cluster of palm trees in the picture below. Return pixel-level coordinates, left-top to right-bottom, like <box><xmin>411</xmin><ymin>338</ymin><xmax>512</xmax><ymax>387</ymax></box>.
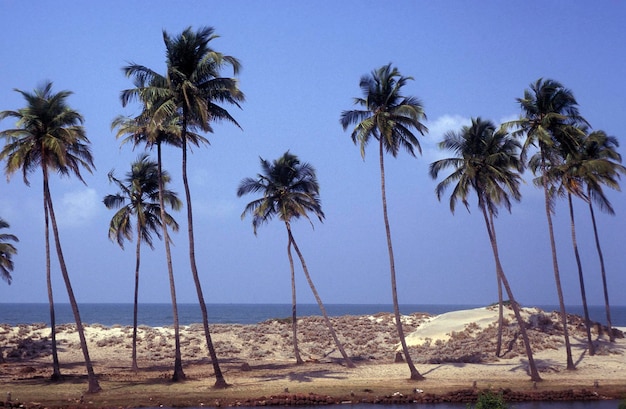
<box><xmin>240</xmin><ymin>71</ymin><xmax>624</xmax><ymax>385</ymax></box>
<box><xmin>0</xmin><ymin>26</ymin><xmax>243</xmax><ymax>391</ymax></box>
<box><xmin>0</xmin><ymin>25</ymin><xmax>623</xmax><ymax>393</ymax></box>
<box><xmin>111</xmin><ymin>26</ymin><xmax>244</xmax><ymax>387</ymax></box>
<box><xmin>509</xmin><ymin>79</ymin><xmax>624</xmax><ymax>369</ymax></box>
<box><xmin>429</xmin><ymin>80</ymin><xmax>624</xmax><ymax>381</ymax></box>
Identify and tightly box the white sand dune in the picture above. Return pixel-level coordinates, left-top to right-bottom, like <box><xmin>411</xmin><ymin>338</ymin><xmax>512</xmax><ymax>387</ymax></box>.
<box><xmin>405</xmin><ymin>306</ymin><xmax>514</xmax><ymax>346</ymax></box>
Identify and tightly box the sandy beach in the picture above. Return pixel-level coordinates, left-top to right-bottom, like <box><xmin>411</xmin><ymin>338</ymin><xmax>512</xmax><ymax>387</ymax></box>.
<box><xmin>0</xmin><ymin>305</ymin><xmax>624</xmax><ymax>408</ymax></box>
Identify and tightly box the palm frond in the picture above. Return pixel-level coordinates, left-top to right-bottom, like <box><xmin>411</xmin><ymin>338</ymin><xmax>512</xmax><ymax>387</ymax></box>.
<box><xmin>0</xmin><ymin>82</ymin><xmax>93</xmax><ymax>187</ymax></box>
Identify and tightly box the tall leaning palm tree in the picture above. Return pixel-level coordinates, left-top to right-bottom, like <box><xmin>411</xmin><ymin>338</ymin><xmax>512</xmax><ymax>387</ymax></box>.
<box><xmin>238</xmin><ymin>151</ymin><xmax>355</xmax><ymax>368</ymax></box>
<box><xmin>429</xmin><ymin>117</ymin><xmax>542</xmax><ymax>382</ymax></box>
<box><xmin>121</xmin><ymin>26</ymin><xmax>243</xmax><ymax>388</ymax></box>
<box><xmin>111</xmin><ymin>111</ymin><xmax>186</xmax><ymax>381</ymax></box>
<box><xmin>340</xmin><ymin>64</ymin><xmax>427</xmax><ymax>380</ymax></box>
<box><xmin>0</xmin><ymin>218</ymin><xmax>18</xmax><ymax>285</ymax></box>
<box><xmin>564</xmin><ymin>130</ymin><xmax>625</xmax><ymax>342</ymax></box>
<box><xmin>0</xmin><ymin>82</ymin><xmax>101</xmax><ymax>392</ymax></box>
<box><xmin>104</xmin><ymin>153</ymin><xmax>182</xmax><ymax>371</ymax></box>
<box><xmin>506</xmin><ymin>78</ymin><xmax>588</xmax><ymax>370</ymax></box>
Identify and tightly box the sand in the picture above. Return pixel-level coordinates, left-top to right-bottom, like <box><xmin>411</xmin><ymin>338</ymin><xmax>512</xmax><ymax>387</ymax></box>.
<box><xmin>0</xmin><ymin>305</ymin><xmax>624</xmax><ymax>407</ymax></box>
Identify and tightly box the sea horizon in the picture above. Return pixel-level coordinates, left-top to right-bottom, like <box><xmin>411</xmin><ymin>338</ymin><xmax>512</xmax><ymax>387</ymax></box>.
<box><xmin>2</xmin><ymin>302</ymin><xmax>625</xmax><ymax>327</ymax></box>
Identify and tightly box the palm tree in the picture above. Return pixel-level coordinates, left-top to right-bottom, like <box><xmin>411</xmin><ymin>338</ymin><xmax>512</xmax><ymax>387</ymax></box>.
<box><xmin>506</xmin><ymin>78</ymin><xmax>588</xmax><ymax>370</ymax></box>
<box><xmin>0</xmin><ymin>82</ymin><xmax>101</xmax><ymax>392</ymax></box>
<box><xmin>237</xmin><ymin>151</ymin><xmax>355</xmax><ymax>368</ymax></box>
<box><xmin>582</xmin><ymin>131</ymin><xmax>625</xmax><ymax>342</ymax></box>
<box><xmin>121</xmin><ymin>26</ymin><xmax>243</xmax><ymax>388</ymax></box>
<box><xmin>111</xmin><ymin>111</ymin><xmax>186</xmax><ymax>381</ymax></box>
<box><xmin>429</xmin><ymin>117</ymin><xmax>542</xmax><ymax>382</ymax></box>
<box><xmin>0</xmin><ymin>217</ymin><xmax>17</xmax><ymax>363</ymax></box>
<box><xmin>0</xmin><ymin>218</ymin><xmax>18</xmax><ymax>285</ymax></box>
<box><xmin>541</xmin><ymin>132</ymin><xmax>596</xmax><ymax>356</ymax></box>
<box><xmin>560</xmin><ymin>130</ymin><xmax>626</xmax><ymax>342</ymax></box>
<box><xmin>340</xmin><ymin>64</ymin><xmax>427</xmax><ymax>380</ymax></box>
<box><xmin>103</xmin><ymin>153</ymin><xmax>182</xmax><ymax>371</ymax></box>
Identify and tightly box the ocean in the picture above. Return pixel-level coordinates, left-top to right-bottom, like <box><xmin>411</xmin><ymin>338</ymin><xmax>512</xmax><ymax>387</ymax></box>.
<box><xmin>1</xmin><ymin>303</ymin><xmax>625</xmax><ymax>327</ymax></box>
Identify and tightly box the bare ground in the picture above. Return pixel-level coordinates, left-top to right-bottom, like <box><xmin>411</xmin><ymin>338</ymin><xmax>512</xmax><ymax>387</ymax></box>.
<box><xmin>0</xmin><ymin>307</ymin><xmax>624</xmax><ymax>408</ymax></box>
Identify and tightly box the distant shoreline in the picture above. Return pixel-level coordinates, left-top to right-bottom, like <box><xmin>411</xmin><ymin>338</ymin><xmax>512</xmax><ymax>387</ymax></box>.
<box><xmin>3</xmin><ymin>302</ymin><xmax>625</xmax><ymax>327</ymax></box>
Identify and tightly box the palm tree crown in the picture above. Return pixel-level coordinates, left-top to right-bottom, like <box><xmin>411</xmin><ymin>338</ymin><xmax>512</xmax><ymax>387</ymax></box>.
<box><xmin>237</xmin><ymin>151</ymin><xmax>324</xmax><ymax>233</ymax></box>
<box><xmin>0</xmin><ymin>81</ymin><xmax>94</xmax><ymax>184</ymax></box>
<box><xmin>104</xmin><ymin>153</ymin><xmax>181</xmax><ymax>249</ymax></box>
<box><xmin>575</xmin><ymin>130</ymin><xmax>626</xmax><ymax>212</ymax></box>
<box><xmin>511</xmin><ymin>78</ymin><xmax>587</xmax><ymax>164</ymax></box>
<box><xmin>340</xmin><ymin>63</ymin><xmax>427</xmax><ymax>158</ymax></box>
<box><xmin>164</xmin><ymin>26</ymin><xmax>243</xmax><ymax>128</ymax></box>
<box><xmin>111</xmin><ymin>111</ymin><xmax>185</xmax><ymax>151</ymax></box>
<box><xmin>121</xmin><ymin>26</ymin><xmax>244</xmax><ymax>137</ymax></box>
<box><xmin>430</xmin><ymin>117</ymin><xmax>522</xmax><ymax>215</ymax></box>
<box><xmin>0</xmin><ymin>218</ymin><xmax>18</xmax><ymax>285</ymax></box>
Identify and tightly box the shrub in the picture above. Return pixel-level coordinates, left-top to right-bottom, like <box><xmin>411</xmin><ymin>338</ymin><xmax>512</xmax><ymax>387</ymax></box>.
<box><xmin>468</xmin><ymin>390</ymin><xmax>508</xmax><ymax>409</ymax></box>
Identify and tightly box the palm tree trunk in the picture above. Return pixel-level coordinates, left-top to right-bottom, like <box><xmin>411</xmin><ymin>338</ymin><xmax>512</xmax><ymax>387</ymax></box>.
<box><xmin>495</xmin><ymin>266</ymin><xmax>504</xmax><ymax>357</ymax></box>
<box><xmin>588</xmin><ymin>200</ymin><xmax>614</xmax><ymax>342</ymax></box>
<box><xmin>483</xmin><ymin>193</ymin><xmax>505</xmax><ymax>358</ymax></box>
<box><xmin>181</xmin><ymin>132</ymin><xmax>226</xmax><ymax>388</ymax></box>
<box><xmin>43</xmin><ymin>179</ymin><xmax>61</xmax><ymax>380</ymax></box>
<box><xmin>286</xmin><ymin>224</ymin><xmax>355</xmax><ymax>368</ymax></box>
<box><xmin>540</xmin><ymin>153</ymin><xmax>575</xmax><ymax>370</ymax></box>
<box><xmin>44</xmin><ymin>183</ymin><xmax>101</xmax><ymax>393</ymax></box>
<box><xmin>489</xmin><ymin>207</ymin><xmax>505</xmax><ymax>359</ymax></box>
<box><xmin>157</xmin><ymin>143</ymin><xmax>185</xmax><ymax>382</ymax></box>
<box><xmin>482</xmin><ymin>206</ymin><xmax>542</xmax><ymax>382</ymax></box>
<box><xmin>132</xmin><ymin>222</ymin><xmax>141</xmax><ymax>372</ymax></box>
<box><xmin>378</xmin><ymin>138</ymin><xmax>423</xmax><ymax>380</ymax></box>
<box><xmin>285</xmin><ymin>226</ymin><xmax>303</xmax><ymax>364</ymax></box>
<box><xmin>568</xmin><ymin>194</ymin><xmax>594</xmax><ymax>355</ymax></box>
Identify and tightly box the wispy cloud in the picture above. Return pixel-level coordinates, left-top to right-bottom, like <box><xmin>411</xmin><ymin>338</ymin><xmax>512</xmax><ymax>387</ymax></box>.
<box><xmin>422</xmin><ymin>114</ymin><xmax>471</xmax><ymax>162</ymax></box>
<box><xmin>422</xmin><ymin>114</ymin><xmax>521</xmax><ymax>163</ymax></box>
<box><xmin>57</xmin><ymin>188</ymin><xmax>99</xmax><ymax>228</ymax></box>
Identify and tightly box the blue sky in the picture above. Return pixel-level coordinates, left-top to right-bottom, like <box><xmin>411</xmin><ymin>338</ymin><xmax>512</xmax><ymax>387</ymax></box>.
<box><xmin>1</xmin><ymin>1</ymin><xmax>625</xmax><ymax>308</ymax></box>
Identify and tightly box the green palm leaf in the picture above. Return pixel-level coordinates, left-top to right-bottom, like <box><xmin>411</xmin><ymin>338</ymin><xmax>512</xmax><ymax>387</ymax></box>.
<box><xmin>0</xmin><ymin>218</ymin><xmax>18</xmax><ymax>285</ymax></box>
